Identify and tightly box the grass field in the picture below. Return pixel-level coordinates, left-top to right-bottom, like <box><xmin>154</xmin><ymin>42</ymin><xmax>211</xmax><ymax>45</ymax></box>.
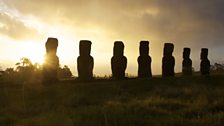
<box><xmin>0</xmin><ymin>75</ymin><xmax>224</xmax><ymax>126</ymax></box>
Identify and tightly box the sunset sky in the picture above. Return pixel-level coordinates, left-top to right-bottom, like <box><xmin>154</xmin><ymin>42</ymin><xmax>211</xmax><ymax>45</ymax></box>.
<box><xmin>0</xmin><ymin>0</ymin><xmax>224</xmax><ymax>76</ymax></box>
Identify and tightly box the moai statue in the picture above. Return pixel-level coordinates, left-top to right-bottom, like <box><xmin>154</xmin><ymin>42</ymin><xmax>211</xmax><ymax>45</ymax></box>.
<box><xmin>111</xmin><ymin>41</ymin><xmax>127</xmax><ymax>79</ymax></box>
<box><xmin>182</xmin><ymin>48</ymin><xmax>192</xmax><ymax>75</ymax></box>
<box><xmin>162</xmin><ymin>43</ymin><xmax>175</xmax><ymax>77</ymax></box>
<box><xmin>200</xmin><ymin>48</ymin><xmax>210</xmax><ymax>75</ymax></box>
<box><xmin>42</xmin><ymin>38</ymin><xmax>59</xmax><ymax>83</ymax></box>
<box><xmin>138</xmin><ymin>41</ymin><xmax>152</xmax><ymax>78</ymax></box>
<box><xmin>77</xmin><ymin>40</ymin><xmax>94</xmax><ymax>81</ymax></box>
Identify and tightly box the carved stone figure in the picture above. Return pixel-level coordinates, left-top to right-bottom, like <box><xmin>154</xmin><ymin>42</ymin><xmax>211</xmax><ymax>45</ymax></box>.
<box><xmin>200</xmin><ymin>48</ymin><xmax>210</xmax><ymax>75</ymax></box>
<box><xmin>182</xmin><ymin>48</ymin><xmax>192</xmax><ymax>75</ymax></box>
<box><xmin>162</xmin><ymin>43</ymin><xmax>175</xmax><ymax>77</ymax></box>
<box><xmin>111</xmin><ymin>41</ymin><xmax>127</xmax><ymax>79</ymax></box>
<box><xmin>138</xmin><ymin>41</ymin><xmax>152</xmax><ymax>78</ymax></box>
<box><xmin>77</xmin><ymin>40</ymin><xmax>94</xmax><ymax>80</ymax></box>
<box><xmin>42</xmin><ymin>38</ymin><xmax>59</xmax><ymax>83</ymax></box>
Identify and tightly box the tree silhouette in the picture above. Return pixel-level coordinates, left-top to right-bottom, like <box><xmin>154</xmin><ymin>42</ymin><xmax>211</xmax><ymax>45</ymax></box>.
<box><xmin>58</xmin><ymin>65</ymin><xmax>73</xmax><ymax>79</ymax></box>
<box><xmin>15</xmin><ymin>57</ymin><xmax>33</xmax><ymax>72</ymax></box>
<box><xmin>14</xmin><ymin>57</ymin><xmax>34</xmax><ymax>81</ymax></box>
<box><xmin>211</xmin><ymin>63</ymin><xmax>224</xmax><ymax>72</ymax></box>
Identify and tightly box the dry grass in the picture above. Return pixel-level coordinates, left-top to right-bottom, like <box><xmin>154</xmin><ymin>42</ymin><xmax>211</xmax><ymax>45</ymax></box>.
<box><xmin>0</xmin><ymin>75</ymin><xmax>224</xmax><ymax>126</ymax></box>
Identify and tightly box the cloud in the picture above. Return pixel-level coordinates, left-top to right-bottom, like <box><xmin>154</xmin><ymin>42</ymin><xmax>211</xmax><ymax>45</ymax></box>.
<box><xmin>1</xmin><ymin>0</ymin><xmax>224</xmax><ymax>75</ymax></box>
<box><xmin>3</xmin><ymin>0</ymin><xmax>224</xmax><ymax>48</ymax></box>
<box><xmin>0</xmin><ymin>12</ymin><xmax>40</xmax><ymax>40</ymax></box>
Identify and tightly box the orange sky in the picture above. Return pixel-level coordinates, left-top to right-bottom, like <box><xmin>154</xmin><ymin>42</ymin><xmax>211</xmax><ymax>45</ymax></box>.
<box><xmin>0</xmin><ymin>0</ymin><xmax>224</xmax><ymax>76</ymax></box>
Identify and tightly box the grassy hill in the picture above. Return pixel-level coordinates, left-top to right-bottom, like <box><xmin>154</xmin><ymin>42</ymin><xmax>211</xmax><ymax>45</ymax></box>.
<box><xmin>0</xmin><ymin>75</ymin><xmax>224</xmax><ymax>126</ymax></box>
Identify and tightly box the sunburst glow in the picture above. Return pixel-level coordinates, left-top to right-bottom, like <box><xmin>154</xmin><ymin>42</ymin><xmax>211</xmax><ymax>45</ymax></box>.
<box><xmin>18</xmin><ymin>42</ymin><xmax>45</xmax><ymax>65</ymax></box>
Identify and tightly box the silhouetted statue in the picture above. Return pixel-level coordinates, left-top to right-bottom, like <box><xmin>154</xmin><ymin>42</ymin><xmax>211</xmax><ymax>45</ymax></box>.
<box><xmin>162</xmin><ymin>43</ymin><xmax>175</xmax><ymax>77</ymax></box>
<box><xmin>77</xmin><ymin>40</ymin><xmax>94</xmax><ymax>81</ymax></box>
<box><xmin>200</xmin><ymin>48</ymin><xmax>210</xmax><ymax>75</ymax></box>
<box><xmin>111</xmin><ymin>41</ymin><xmax>127</xmax><ymax>79</ymax></box>
<box><xmin>182</xmin><ymin>48</ymin><xmax>192</xmax><ymax>75</ymax></box>
<box><xmin>138</xmin><ymin>41</ymin><xmax>152</xmax><ymax>78</ymax></box>
<box><xmin>42</xmin><ymin>38</ymin><xmax>59</xmax><ymax>83</ymax></box>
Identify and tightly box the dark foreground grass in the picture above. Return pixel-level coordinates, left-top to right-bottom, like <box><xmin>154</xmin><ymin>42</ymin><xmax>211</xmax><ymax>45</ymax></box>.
<box><xmin>0</xmin><ymin>76</ymin><xmax>224</xmax><ymax>126</ymax></box>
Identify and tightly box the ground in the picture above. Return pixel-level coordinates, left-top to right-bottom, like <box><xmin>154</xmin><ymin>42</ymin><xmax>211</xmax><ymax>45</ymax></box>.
<box><xmin>0</xmin><ymin>75</ymin><xmax>224</xmax><ymax>126</ymax></box>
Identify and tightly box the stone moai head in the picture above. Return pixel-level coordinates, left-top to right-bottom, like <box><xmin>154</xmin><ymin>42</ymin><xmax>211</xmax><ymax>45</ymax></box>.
<box><xmin>139</xmin><ymin>41</ymin><xmax>149</xmax><ymax>56</ymax></box>
<box><xmin>183</xmin><ymin>48</ymin><xmax>191</xmax><ymax>59</ymax></box>
<box><xmin>79</xmin><ymin>40</ymin><xmax>92</xmax><ymax>57</ymax></box>
<box><xmin>201</xmin><ymin>48</ymin><xmax>208</xmax><ymax>60</ymax></box>
<box><xmin>163</xmin><ymin>43</ymin><xmax>174</xmax><ymax>57</ymax></box>
<box><xmin>45</xmin><ymin>38</ymin><xmax>58</xmax><ymax>55</ymax></box>
<box><xmin>113</xmin><ymin>41</ymin><xmax>124</xmax><ymax>57</ymax></box>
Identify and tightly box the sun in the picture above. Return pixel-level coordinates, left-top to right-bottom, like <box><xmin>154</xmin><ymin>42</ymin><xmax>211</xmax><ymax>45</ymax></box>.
<box><xmin>19</xmin><ymin>42</ymin><xmax>45</xmax><ymax>65</ymax></box>
<box><xmin>29</xmin><ymin>53</ymin><xmax>45</xmax><ymax>64</ymax></box>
